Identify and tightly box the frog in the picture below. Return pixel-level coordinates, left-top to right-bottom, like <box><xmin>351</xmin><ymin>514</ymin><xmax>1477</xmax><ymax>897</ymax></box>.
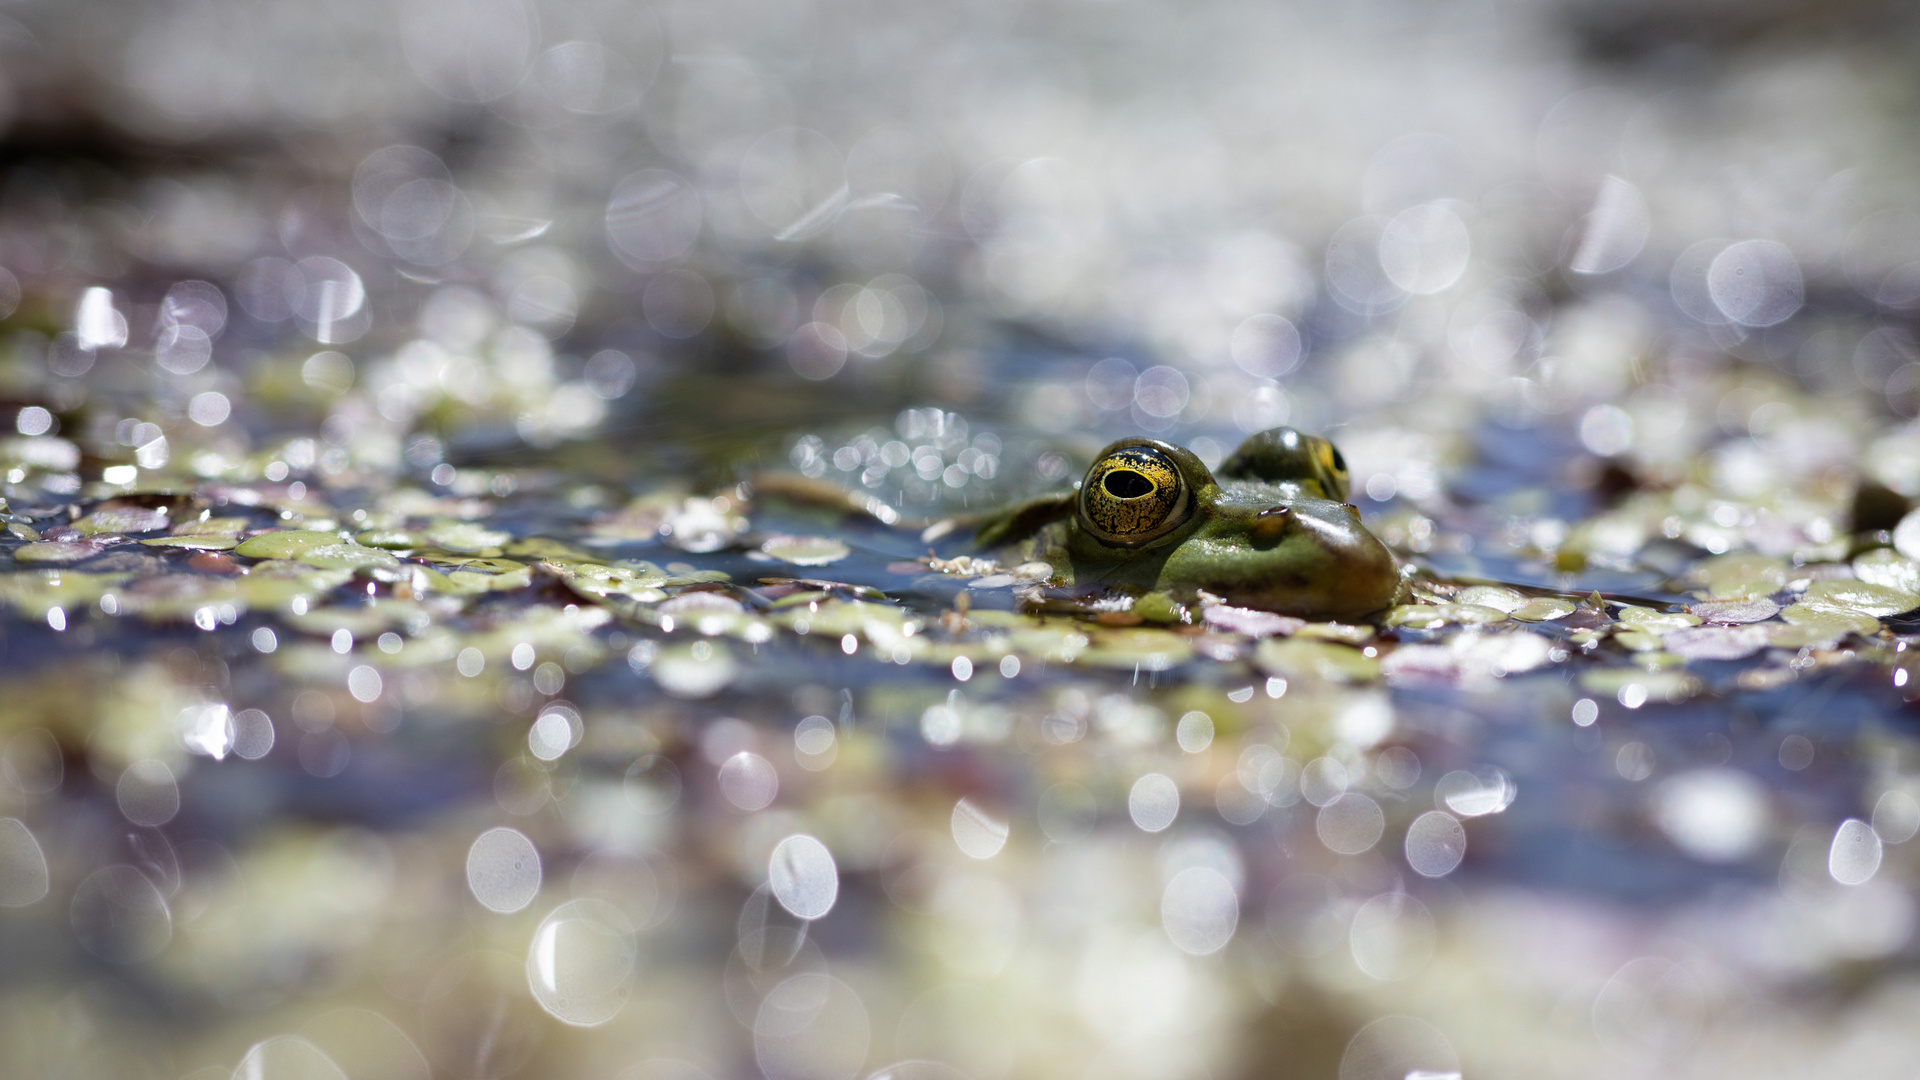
<box><xmin>972</xmin><ymin>427</ymin><xmax>1403</xmax><ymax>620</ymax></box>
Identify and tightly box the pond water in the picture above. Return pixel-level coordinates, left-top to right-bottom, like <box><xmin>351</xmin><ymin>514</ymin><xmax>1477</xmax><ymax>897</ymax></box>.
<box><xmin>2</xmin><ymin>1</ymin><xmax>1920</xmax><ymax>1078</ymax></box>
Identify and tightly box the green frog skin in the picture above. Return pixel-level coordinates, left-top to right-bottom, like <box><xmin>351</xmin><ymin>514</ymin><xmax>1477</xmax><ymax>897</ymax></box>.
<box><xmin>974</xmin><ymin>427</ymin><xmax>1403</xmax><ymax>621</ymax></box>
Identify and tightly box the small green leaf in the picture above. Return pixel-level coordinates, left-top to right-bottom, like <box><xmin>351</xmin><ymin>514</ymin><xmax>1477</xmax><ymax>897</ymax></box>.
<box><xmin>14</xmin><ymin>539</ymin><xmax>113</xmax><ymax>563</ymax></box>
<box><xmin>234</xmin><ymin>530</ymin><xmax>343</xmax><ymax>559</ymax></box>
<box><xmin>1455</xmin><ymin>585</ymin><xmax>1527</xmax><ymax>613</ymax></box>
<box><xmin>1616</xmin><ymin>605</ymin><xmax>1702</xmax><ymax>633</ymax></box>
<box><xmin>1779</xmin><ymin>602</ymin><xmax>1880</xmax><ymax>637</ymax></box>
<box><xmin>1510</xmin><ymin>597</ymin><xmax>1576</xmax><ymax>622</ymax></box>
<box><xmin>356</xmin><ymin>530</ymin><xmax>421</xmax><ymax>549</ymax></box>
<box><xmin>1386</xmin><ymin>604</ymin><xmax>1445</xmax><ymax>629</ymax></box>
<box><xmin>1255</xmin><ymin>638</ymin><xmax>1380</xmax><ymax>683</ymax></box>
<box><xmin>297</xmin><ymin>544</ymin><xmax>400</xmax><ymax>571</ymax></box>
<box><xmin>72</xmin><ymin>507</ymin><xmax>170</xmax><ymax>535</ymax></box>
<box><xmin>760</xmin><ymin>534</ymin><xmax>852</xmax><ymax>566</ymax></box>
<box><xmin>425</xmin><ymin>519</ymin><xmax>512</xmax><ymax>553</ymax></box>
<box><xmin>1801</xmin><ymin>579</ymin><xmax>1920</xmax><ymax>618</ymax></box>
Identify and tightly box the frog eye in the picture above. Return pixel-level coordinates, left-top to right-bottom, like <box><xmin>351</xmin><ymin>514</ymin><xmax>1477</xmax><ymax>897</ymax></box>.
<box><xmin>1079</xmin><ymin>445</ymin><xmax>1192</xmax><ymax>545</ymax></box>
<box><xmin>1319</xmin><ymin>442</ymin><xmax>1351</xmax><ymax>501</ymax></box>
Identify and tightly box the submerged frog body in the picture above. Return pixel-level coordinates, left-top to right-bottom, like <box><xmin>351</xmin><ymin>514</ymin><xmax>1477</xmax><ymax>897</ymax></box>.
<box><xmin>975</xmin><ymin>427</ymin><xmax>1402</xmax><ymax>620</ymax></box>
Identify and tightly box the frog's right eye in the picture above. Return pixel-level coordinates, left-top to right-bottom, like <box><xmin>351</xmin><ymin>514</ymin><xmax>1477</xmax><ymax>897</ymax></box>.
<box><xmin>1079</xmin><ymin>445</ymin><xmax>1192</xmax><ymax>545</ymax></box>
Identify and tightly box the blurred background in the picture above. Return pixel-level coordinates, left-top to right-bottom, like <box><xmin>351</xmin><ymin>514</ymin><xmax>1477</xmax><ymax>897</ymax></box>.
<box><xmin>5</xmin><ymin>0</ymin><xmax>1920</xmax><ymax>1077</ymax></box>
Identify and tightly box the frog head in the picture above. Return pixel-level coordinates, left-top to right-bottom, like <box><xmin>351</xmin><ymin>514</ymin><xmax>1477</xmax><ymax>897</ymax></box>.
<box><xmin>1063</xmin><ymin>429</ymin><xmax>1400</xmax><ymax>620</ymax></box>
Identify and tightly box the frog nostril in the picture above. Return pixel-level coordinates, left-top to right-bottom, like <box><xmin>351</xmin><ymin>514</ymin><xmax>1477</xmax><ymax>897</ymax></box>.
<box><xmin>1252</xmin><ymin>505</ymin><xmax>1291</xmax><ymax>542</ymax></box>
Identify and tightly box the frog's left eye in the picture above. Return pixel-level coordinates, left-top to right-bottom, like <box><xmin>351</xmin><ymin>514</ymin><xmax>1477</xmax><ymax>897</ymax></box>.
<box><xmin>1079</xmin><ymin>445</ymin><xmax>1191</xmax><ymax>545</ymax></box>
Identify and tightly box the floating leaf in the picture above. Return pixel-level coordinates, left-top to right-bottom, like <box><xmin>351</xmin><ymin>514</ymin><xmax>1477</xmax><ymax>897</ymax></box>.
<box><xmin>1436</xmin><ymin>603</ymin><xmax>1509</xmax><ymax>625</ymax></box>
<box><xmin>115</xmin><ymin>576</ymin><xmax>248</xmax><ymax>621</ymax></box>
<box><xmin>760</xmin><ymin>535</ymin><xmax>851</xmax><ymax>566</ymax></box>
<box><xmin>546</xmin><ymin>560</ymin><xmax>669</xmax><ymax>601</ymax></box>
<box><xmin>1455</xmin><ymin>585</ymin><xmax>1527</xmax><ymax>613</ymax></box>
<box><xmin>355</xmin><ymin>529</ymin><xmax>420</xmax><ymax>549</ymax></box>
<box><xmin>1509</xmin><ymin>597</ymin><xmax>1576</xmax><ymax>622</ymax></box>
<box><xmin>505</xmin><ymin>537</ymin><xmax>603</xmax><ymax>563</ymax></box>
<box><xmin>653</xmin><ymin>592</ymin><xmax>766</xmax><ymax>638</ymax></box>
<box><xmin>1895</xmin><ymin>508</ymin><xmax>1920</xmax><ymax>561</ymax></box>
<box><xmin>72</xmin><ymin>507</ymin><xmax>169</xmax><ymax>535</ymax></box>
<box><xmin>0</xmin><ymin>435</ymin><xmax>79</xmax><ymax>470</ymax></box>
<box><xmin>1383</xmin><ymin>631</ymin><xmax>1553</xmax><ymax>684</ymax></box>
<box><xmin>1854</xmin><ymin>548</ymin><xmax>1920</xmax><ymax>595</ymax></box>
<box><xmin>237</xmin><ymin>561</ymin><xmax>354</xmax><ymax>608</ymax></box>
<box><xmin>385</xmin><ymin>565</ymin><xmax>460</xmax><ymax>596</ymax></box>
<box><xmin>296</xmin><ymin>543</ymin><xmax>400</xmax><ymax>571</ymax></box>
<box><xmin>285</xmin><ymin>600</ymin><xmax>424</xmax><ymax>638</ymax></box>
<box><xmin>1007</xmin><ymin>621</ymin><xmax>1091</xmax><ymax>663</ymax></box>
<box><xmin>1455</xmin><ymin>630</ymin><xmax>1555</xmax><ymax>676</ymax></box>
<box><xmin>768</xmin><ymin>589</ymin><xmax>833</xmax><ymax>610</ymax></box>
<box><xmin>651</xmin><ymin>642</ymin><xmax>738</xmax><ymax>698</ymax></box>
<box><xmin>1205</xmin><ymin>604</ymin><xmax>1305</xmax><ymax>637</ymax></box>
<box><xmin>1296</xmin><ymin>621</ymin><xmax>1374</xmax><ymax>645</ymax></box>
<box><xmin>1779</xmin><ymin>602</ymin><xmax>1879</xmax><ymax>637</ymax></box>
<box><xmin>1578</xmin><ymin>667</ymin><xmax>1701</xmax><ymax>704</ymax></box>
<box><xmin>1695</xmin><ymin>552</ymin><xmax>1787</xmax><ymax>599</ymax></box>
<box><xmin>234</xmin><ymin>530</ymin><xmax>344</xmax><ymax>559</ymax></box>
<box><xmin>928</xmin><ymin>555</ymin><xmax>997</xmax><ymax>577</ymax></box>
<box><xmin>1663</xmin><ymin>624</ymin><xmax>1771</xmax><ymax>661</ymax></box>
<box><xmin>1385</xmin><ymin>604</ymin><xmax>1445</xmax><ymax>630</ymax></box>
<box><xmin>1255</xmin><ymin>638</ymin><xmax>1380</xmax><ymax>683</ymax></box>
<box><xmin>419</xmin><ymin>554</ymin><xmax>527</xmax><ymax>574</ymax></box>
<box><xmin>1766</xmin><ymin>621</ymin><xmax>1847</xmax><ymax>649</ymax></box>
<box><xmin>1616</xmin><ymin>605</ymin><xmax>1702</xmax><ymax>633</ymax></box>
<box><xmin>1132</xmin><ymin>592</ymin><xmax>1185</xmax><ymax>625</ymax></box>
<box><xmin>658</xmin><ymin>565</ymin><xmax>733</xmax><ymax>586</ymax></box>
<box><xmin>1380</xmin><ymin>643</ymin><xmax>1455</xmax><ymax>683</ymax></box>
<box><xmin>172</xmin><ymin>517</ymin><xmax>251</xmax><ymax>537</ymax></box>
<box><xmin>14</xmin><ymin>539</ymin><xmax>116</xmax><ymax>563</ymax></box>
<box><xmin>659</xmin><ymin>497</ymin><xmax>747</xmax><ymax>553</ymax></box>
<box><xmin>1614</xmin><ymin>629</ymin><xmax>1665</xmax><ymax>652</ymax></box>
<box><xmin>0</xmin><ymin>570</ymin><xmax>128</xmax><ymax>615</ymax></box>
<box><xmin>425</xmin><ymin>519</ymin><xmax>512</xmax><ymax>553</ymax></box>
<box><xmin>1801</xmin><ymin>579</ymin><xmax>1919</xmax><ymax>618</ymax></box>
<box><xmin>1078</xmin><ymin>626</ymin><xmax>1193</xmax><ymax>670</ymax></box>
<box><xmin>441</xmin><ymin>567</ymin><xmax>533</xmax><ymax>593</ymax></box>
<box><xmin>369</xmin><ymin>626</ymin><xmax>463</xmax><ymax>669</ymax></box>
<box><xmin>1687</xmin><ymin>597</ymin><xmax>1780</xmax><ymax>624</ymax></box>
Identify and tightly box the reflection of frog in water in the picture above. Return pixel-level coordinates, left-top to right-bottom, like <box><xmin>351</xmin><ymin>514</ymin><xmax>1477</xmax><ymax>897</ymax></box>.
<box><xmin>974</xmin><ymin>427</ymin><xmax>1404</xmax><ymax>620</ymax></box>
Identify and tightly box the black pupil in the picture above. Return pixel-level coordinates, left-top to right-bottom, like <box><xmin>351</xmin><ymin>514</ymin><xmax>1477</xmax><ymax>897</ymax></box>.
<box><xmin>1330</xmin><ymin>448</ymin><xmax>1346</xmax><ymax>473</ymax></box>
<box><xmin>1104</xmin><ymin>470</ymin><xmax>1154</xmax><ymax>499</ymax></box>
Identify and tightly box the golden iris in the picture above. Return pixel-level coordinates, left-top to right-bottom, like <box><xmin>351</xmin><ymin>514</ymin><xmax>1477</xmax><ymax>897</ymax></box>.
<box><xmin>1313</xmin><ymin>437</ymin><xmax>1350</xmax><ymax>501</ymax></box>
<box><xmin>1079</xmin><ymin>445</ymin><xmax>1189</xmax><ymax>544</ymax></box>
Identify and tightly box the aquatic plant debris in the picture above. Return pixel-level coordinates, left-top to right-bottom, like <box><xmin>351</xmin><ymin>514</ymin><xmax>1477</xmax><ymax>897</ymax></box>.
<box><xmin>7</xmin><ymin>369</ymin><xmax>1920</xmax><ymax>1080</ymax></box>
<box><xmin>1</xmin><ymin>431</ymin><xmax>1909</xmax><ymax>718</ymax></box>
